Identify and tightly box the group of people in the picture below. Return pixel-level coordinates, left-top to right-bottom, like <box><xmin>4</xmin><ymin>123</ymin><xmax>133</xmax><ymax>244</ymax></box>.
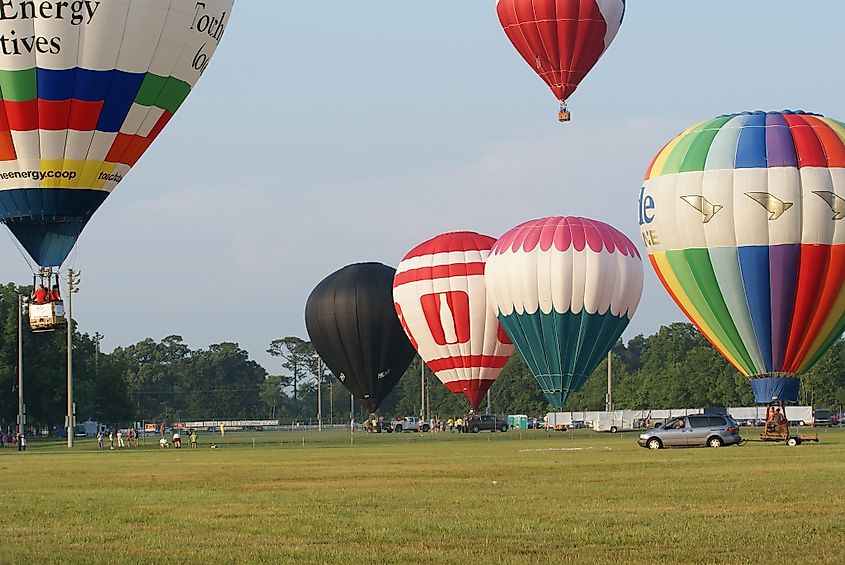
<box><xmin>30</xmin><ymin>284</ymin><xmax>61</xmax><ymax>304</ymax></box>
<box><xmin>766</xmin><ymin>406</ymin><xmax>786</xmax><ymax>432</ymax></box>
<box><xmin>96</xmin><ymin>428</ymin><xmax>140</xmax><ymax>450</ymax></box>
<box><xmin>0</xmin><ymin>432</ymin><xmax>26</xmax><ymax>450</ymax></box>
<box><xmin>159</xmin><ymin>429</ymin><xmax>198</xmax><ymax>449</ymax></box>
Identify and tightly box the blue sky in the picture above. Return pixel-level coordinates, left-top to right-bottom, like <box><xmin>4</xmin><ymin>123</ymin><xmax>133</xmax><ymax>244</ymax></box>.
<box><xmin>3</xmin><ymin>1</ymin><xmax>843</xmax><ymax>374</ymax></box>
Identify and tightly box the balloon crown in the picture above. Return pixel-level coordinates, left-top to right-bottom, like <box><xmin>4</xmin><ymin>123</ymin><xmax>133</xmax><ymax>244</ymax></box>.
<box><xmin>717</xmin><ymin>109</ymin><xmax>821</xmax><ymax>118</ymax></box>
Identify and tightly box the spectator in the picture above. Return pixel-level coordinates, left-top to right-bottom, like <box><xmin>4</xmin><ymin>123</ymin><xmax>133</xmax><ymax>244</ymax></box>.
<box><xmin>96</xmin><ymin>431</ymin><xmax>104</xmax><ymax>450</ymax></box>
<box><xmin>117</xmin><ymin>429</ymin><xmax>125</xmax><ymax>448</ymax></box>
<box><xmin>190</xmin><ymin>430</ymin><xmax>197</xmax><ymax>449</ymax></box>
<box><xmin>172</xmin><ymin>431</ymin><xmax>182</xmax><ymax>448</ymax></box>
<box><xmin>108</xmin><ymin>430</ymin><xmax>114</xmax><ymax>449</ymax></box>
<box><xmin>159</xmin><ymin>437</ymin><xmax>168</xmax><ymax>449</ymax></box>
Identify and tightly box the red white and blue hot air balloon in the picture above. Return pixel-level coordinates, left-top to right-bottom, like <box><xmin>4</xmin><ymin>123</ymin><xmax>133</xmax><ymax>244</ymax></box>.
<box><xmin>496</xmin><ymin>0</ymin><xmax>626</xmax><ymax>120</ymax></box>
<box><xmin>393</xmin><ymin>232</ymin><xmax>514</xmax><ymax>410</ymax></box>
<box><xmin>0</xmin><ymin>0</ymin><xmax>234</xmax><ymax>267</ymax></box>
<box><xmin>640</xmin><ymin>110</ymin><xmax>845</xmax><ymax>404</ymax></box>
<box><xmin>485</xmin><ymin>217</ymin><xmax>643</xmax><ymax>407</ymax></box>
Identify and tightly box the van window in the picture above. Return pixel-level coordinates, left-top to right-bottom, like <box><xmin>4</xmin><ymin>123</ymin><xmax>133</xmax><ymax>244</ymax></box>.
<box><xmin>688</xmin><ymin>416</ymin><xmax>710</xmax><ymax>428</ymax></box>
<box><xmin>708</xmin><ymin>416</ymin><xmax>726</xmax><ymax>427</ymax></box>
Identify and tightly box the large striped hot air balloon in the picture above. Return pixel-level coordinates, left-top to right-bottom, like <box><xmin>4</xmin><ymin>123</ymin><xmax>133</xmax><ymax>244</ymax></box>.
<box><xmin>393</xmin><ymin>232</ymin><xmax>515</xmax><ymax>410</ymax></box>
<box><xmin>496</xmin><ymin>0</ymin><xmax>626</xmax><ymax>121</ymax></box>
<box><xmin>639</xmin><ymin>110</ymin><xmax>845</xmax><ymax>403</ymax></box>
<box><xmin>485</xmin><ymin>217</ymin><xmax>643</xmax><ymax>407</ymax></box>
<box><xmin>0</xmin><ymin>0</ymin><xmax>233</xmax><ymax>267</ymax></box>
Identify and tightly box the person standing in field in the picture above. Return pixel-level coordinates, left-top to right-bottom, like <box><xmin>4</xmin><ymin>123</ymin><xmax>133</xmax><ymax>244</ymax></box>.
<box><xmin>96</xmin><ymin>431</ymin><xmax>104</xmax><ymax>450</ymax></box>
<box><xmin>108</xmin><ymin>430</ymin><xmax>114</xmax><ymax>449</ymax></box>
<box><xmin>117</xmin><ymin>429</ymin><xmax>124</xmax><ymax>448</ymax></box>
<box><xmin>190</xmin><ymin>430</ymin><xmax>197</xmax><ymax>448</ymax></box>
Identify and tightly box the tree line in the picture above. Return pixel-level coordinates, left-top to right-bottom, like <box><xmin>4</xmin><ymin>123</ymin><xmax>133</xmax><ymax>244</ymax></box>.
<box><xmin>0</xmin><ymin>281</ymin><xmax>842</xmax><ymax>434</ymax></box>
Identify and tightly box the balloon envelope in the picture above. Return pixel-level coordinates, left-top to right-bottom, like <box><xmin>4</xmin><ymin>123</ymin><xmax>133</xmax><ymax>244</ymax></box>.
<box><xmin>305</xmin><ymin>262</ymin><xmax>417</xmax><ymax>413</ymax></box>
<box><xmin>496</xmin><ymin>0</ymin><xmax>625</xmax><ymax>105</ymax></box>
<box><xmin>0</xmin><ymin>0</ymin><xmax>234</xmax><ymax>266</ymax></box>
<box><xmin>393</xmin><ymin>231</ymin><xmax>514</xmax><ymax>410</ymax></box>
<box><xmin>485</xmin><ymin>217</ymin><xmax>643</xmax><ymax>407</ymax></box>
<box><xmin>639</xmin><ymin>110</ymin><xmax>845</xmax><ymax>403</ymax></box>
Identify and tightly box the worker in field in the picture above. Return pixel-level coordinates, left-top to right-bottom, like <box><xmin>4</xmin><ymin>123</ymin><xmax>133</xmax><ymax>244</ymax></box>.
<box><xmin>456</xmin><ymin>417</ymin><xmax>463</xmax><ymax>433</ymax></box>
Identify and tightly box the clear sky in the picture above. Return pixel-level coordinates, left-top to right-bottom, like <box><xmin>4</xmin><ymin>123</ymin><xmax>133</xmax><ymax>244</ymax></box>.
<box><xmin>3</xmin><ymin>1</ymin><xmax>843</xmax><ymax>375</ymax></box>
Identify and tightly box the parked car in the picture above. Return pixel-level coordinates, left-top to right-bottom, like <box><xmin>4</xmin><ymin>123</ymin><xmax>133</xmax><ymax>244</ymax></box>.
<box><xmin>638</xmin><ymin>415</ymin><xmax>742</xmax><ymax>449</ymax></box>
<box><xmin>528</xmin><ymin>418</ymin><xmax>545</xmax><ymax>429</ymax></box>
<box><xmin>466</xmin><ymin>414</ymin><xmax>508</xmax><ymax>433</ymax></box>
<box><xmin>812</xmin><ymin>409</ymin><xmax>832</xmax><ymax>427</ymax></box>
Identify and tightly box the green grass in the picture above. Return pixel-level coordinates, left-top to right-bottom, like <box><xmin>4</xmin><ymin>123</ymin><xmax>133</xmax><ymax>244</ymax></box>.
<box><xmin>1</xmin><ymin>428</ymin><xmax>844</xmax><ymax>564</ymax></box>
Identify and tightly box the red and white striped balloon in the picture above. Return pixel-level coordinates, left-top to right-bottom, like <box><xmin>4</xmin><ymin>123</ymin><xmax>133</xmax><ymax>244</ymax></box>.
<box><xmin>393</xmin><ymin>232</ymin><xmax>514</xmax><ymax>409</ymax></box>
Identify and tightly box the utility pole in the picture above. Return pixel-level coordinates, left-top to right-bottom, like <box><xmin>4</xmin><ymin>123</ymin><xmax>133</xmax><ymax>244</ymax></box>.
<box><xmin>606</xmin><ymin>350</ymin><xmax>613</xmax><ymax>412</ymax></box>
<box><xmin>420</xmin><ymin>357</ymin><xmax>425</xmax><ymax>421</ymax></box>
<box><xmin>17</xmin><ymin>294</ymin><xmax>24</xmax><ymax>440</ymax></box>
<box><xmin>66</xmin><ymin>269</ymin><xmax>80</xmax><ymax>448</ymax></box>
<box><xmin>316</xmin><ymin>357</ymin><xmax>323</xmax><ymax>431</ymax></box>
<box><xmin>93</xmin><ymin>331</ymin><xmax>102</xmax><ymax>374</ymax></box>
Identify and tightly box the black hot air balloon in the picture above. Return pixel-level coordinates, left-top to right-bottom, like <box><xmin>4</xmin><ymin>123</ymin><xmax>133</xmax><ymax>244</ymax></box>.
<box><xmin>305</xmin><ymin>262</ymin><xmax>416</xmax><ymax>412</ymax></box>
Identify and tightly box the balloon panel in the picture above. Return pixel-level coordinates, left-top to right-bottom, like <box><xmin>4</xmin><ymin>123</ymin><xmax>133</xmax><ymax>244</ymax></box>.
<box><xmin>640</xmin><ymin>111</ymin><xmax>845</xmax><ymax>387</ymax></box>
<box><xmin>0</xmin><ymin>0</ymin><xmax>234</xmax><ymax>266</ymax></box>
<box><xmin>306</xmin><ymin>263</ymin><xmax>416</xmax><ymax>412</ymax></box>
<box><xmin>393</xmin><ymin>232</ymin><xmax>514</xmax><ymax>410</ymax></box>
<box><xmin>496</xmin><ymin>0</ymin><xmax>625</xmax><ymax>102</ymax></box>
<box><xmin>485</xmin><ymin>217</ymin><xmax>643</xmax><ymax>407</ymax></box>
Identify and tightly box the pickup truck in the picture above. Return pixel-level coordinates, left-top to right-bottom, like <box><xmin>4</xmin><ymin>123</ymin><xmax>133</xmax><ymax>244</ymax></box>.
<box><xmin>466</xmin><ymin>414</ymin><xmax>509</xmax><ymax>433</ymax></box>
<box><xmin>390</xmin><ymin>416</ymin><xmax>430</xmax><ymax>433</ymax></box>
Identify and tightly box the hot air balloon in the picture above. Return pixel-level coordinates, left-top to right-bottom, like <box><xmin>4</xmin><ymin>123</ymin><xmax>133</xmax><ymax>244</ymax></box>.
<box><xmin>305</xmin><ymin>263</ymin><xmax>417</xmax><ymax>413</ymax></box>
<box><xmin>485</xmin><ymin>216</ymin><xmax>643</xmax><ymax>407</ymax></box>
<box><xmin>393</xmin><ymin>232</ymin><xmax>515</xmax><ymax>410</ymax></box>
<box><xmin>639</xmin><ymin>110</ymin><xmax>845</xmax><ymax>410</ymax></box>
<box><xmin>0</xmin><ymin>0</ymin><xmax>233</xmax><ymax>269</ymax></box>
<box><xmin>496</xmin><ymin>0</ymin><xmax>626</xmax><ymax>121</ymax></box>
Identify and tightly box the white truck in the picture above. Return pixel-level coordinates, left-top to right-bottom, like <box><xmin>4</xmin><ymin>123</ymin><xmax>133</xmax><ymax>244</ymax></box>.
<box><xmin>389</xmin><ymin>416</ymin><xmax>430</xmax><ymax>433</ymax></box>
<box><xmin>592</xmin><ymin>411</ymin><xmax>643</xmax><ymax>433</ymax></box>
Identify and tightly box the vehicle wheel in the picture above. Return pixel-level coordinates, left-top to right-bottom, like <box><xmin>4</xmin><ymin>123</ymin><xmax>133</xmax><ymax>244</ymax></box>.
<box><xmin>394</xmin><ymin>425</ymin><xmax>402</xmax><ymax>433</ymax></box>
<box><xmin>786</xmin><ymin>437</ymin><xmax>799</xmax><ymax>447</ymax></box>
<box><xmin>647</xmin><ymin>438</ymin><xmax>662</xmax><ymax>450</ymax></box>
<box><xmin>708</xmin><ymin>436</ymin><xmax>723</xmax><ymax>448</ymax></box>
<box><xmin>471</xmin><ymin>425</ymin><xmax>480</xmax><ymax>433</ymax></box>
<box><xmin>798</xmin><ymin>421</ymin><xmax>805</xmax><ymax>427</ymax></box>
<box><xmin>422</xmin><ymin>424</ymin><xmax>430</xmax><ymax>432</ymax></box>
<box><xmin>499</xmin><ymin>425</ymin><xmax>508</xmax><ymax>432</ymax></box>
<box><xmin>610</xmin><ymin>426</ymin><xmax>618</xmax><ymax>434</ymax></box>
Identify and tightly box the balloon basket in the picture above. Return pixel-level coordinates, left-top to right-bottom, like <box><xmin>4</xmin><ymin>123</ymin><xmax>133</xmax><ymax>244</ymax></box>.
<box><xmin>558</xmin><ymin>110</ymin><xmax>571</xmax><ymax>122</ymax></box>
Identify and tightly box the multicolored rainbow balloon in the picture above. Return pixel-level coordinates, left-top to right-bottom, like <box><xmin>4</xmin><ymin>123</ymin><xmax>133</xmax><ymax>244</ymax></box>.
<box><xmin>485</xmin><ymin>217</ymin><xmax>643</xmax><ymax>407</ymax></box>
<box><xmin>640</xmin><ymin>110</ymin><xmax>845</xmax><ymax>403</ymax></box>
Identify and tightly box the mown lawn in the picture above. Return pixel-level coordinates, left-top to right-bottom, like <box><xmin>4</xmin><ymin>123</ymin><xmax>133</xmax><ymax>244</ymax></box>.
<box><xmin>1</xmin><ymin>428</ymin><xmax>843</xmax><ymax>564</ymax></box>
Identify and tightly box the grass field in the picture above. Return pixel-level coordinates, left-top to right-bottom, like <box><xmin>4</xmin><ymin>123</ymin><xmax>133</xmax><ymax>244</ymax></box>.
<box><xmin>1</xmin><ymin>427</ymin><xmax>843</xmax><ymax>564</ymax></box>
